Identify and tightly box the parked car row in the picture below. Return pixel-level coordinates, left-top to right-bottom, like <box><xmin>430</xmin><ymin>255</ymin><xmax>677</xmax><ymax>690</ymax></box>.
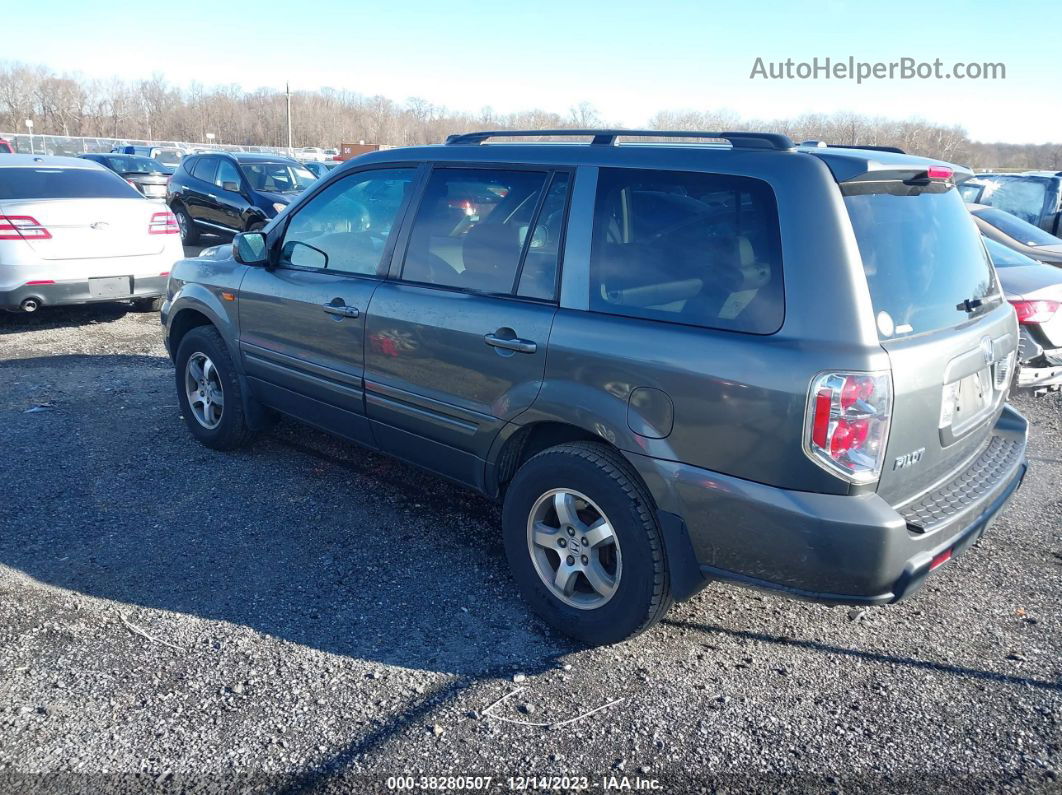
<box><xmin>0</xmin><ymin>154</ymin><xmax>183</xmax><ymax>313</ymax></box>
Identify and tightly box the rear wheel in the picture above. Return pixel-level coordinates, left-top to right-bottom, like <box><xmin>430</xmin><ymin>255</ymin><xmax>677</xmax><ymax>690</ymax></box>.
<box><xmin>502</xmin><ymin>442</ymin><xmax>672</xmax><ymax>645</ymax></box>
<box><xmin>173</xmin><ymin>205</ymin><xmax>199</xmax><ymax>246</ymax></box>
<box><xmin>174</xmin><ymin>325</ymin><xmax>256</xmax><ymax>451</ymax></box>
<box><xmin>130</xmin><ymin>297</ymin><xmax>162</xmax><ymax>313</ymax></box>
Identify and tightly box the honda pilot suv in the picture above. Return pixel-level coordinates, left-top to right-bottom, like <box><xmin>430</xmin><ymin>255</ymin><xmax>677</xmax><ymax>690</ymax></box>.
<box><xmin>162</xmin><ymin>130</ymin><xmax>1028</xmax><ymax>645</ymax></box>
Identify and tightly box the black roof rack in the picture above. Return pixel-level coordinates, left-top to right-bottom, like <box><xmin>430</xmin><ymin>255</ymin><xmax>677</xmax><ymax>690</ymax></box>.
<box><xmin>800</xmin><ymin>140</ymin><xmax>906</xmax><ymax>154</ymax></box>
<box><xmin>444</xmin><ymin>129</ymin><xmax>795</xmax><ymax>151</ymax></box>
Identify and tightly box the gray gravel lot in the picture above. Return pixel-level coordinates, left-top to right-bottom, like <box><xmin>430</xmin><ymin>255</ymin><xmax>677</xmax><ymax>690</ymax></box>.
<box><xmin>0</xmin><ymin>291</ymin><xmax>1060</xmax><ymax>793</ymax></box>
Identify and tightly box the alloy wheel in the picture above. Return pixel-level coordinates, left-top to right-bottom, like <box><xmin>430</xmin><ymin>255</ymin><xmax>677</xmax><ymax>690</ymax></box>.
<box><xmin>526</xmin><ymin>488</ymin><xmax>622</xmax><ymax>610</ymax></box>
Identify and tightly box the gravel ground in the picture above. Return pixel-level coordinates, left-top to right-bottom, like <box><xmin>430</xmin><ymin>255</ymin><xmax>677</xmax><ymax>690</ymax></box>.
<box><xmin>0</xmin><ymin>293</ymin><xmax>1060</xmax><ymax>794</ymax></box>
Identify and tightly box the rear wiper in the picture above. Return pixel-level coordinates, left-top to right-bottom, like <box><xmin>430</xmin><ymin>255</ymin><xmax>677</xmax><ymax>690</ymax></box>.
<box><xmin>957</xmin><ymin>297</ymin><xmax>984</xmax><ymax>313</ymax></box>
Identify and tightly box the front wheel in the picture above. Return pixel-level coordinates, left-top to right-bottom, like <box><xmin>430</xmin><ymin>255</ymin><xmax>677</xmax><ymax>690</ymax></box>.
<box><xmin>174</xmin><ymin>325</ymin><xmax>256</xmax><ymax>451</ymax></box>
<box><xmin>502</xmin><ymin>442</ymin><xmax>673</xmax><ymax>645</ymax></box>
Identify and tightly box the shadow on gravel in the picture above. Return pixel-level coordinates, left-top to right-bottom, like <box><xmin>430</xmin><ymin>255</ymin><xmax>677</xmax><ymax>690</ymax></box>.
<box><xmin>0</xmin><ymin>302</ymin><xmax>135</xmax><ymax>333</ymax></box>
<box><xmin>0</xmin><ymin>353</ymin><xmax>573</xmax><ymax>679</ymax></box>
<box><xmin>666</xmin><ymin>619</ymin><xmax>1062</xmax><ymax>692</ymax></box>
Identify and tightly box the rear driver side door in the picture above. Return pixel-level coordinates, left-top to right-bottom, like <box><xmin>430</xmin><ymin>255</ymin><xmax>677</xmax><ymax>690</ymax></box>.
<box><xmin>238</xmin><ymin>166</ymin><xmax>421</xmax><ymax>445</ymax></box>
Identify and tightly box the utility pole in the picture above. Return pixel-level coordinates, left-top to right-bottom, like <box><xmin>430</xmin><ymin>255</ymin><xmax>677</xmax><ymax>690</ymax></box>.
<box><xmin>285</xmin><ymin>82</ymin><xmax>292</xmax><ymax>156</ymax></box>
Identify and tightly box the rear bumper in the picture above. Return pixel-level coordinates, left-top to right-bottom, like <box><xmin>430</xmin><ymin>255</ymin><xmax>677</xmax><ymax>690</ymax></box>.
<box><xmin>628</xmin><ymin>404</ymin><xmax>1028</xmax><ymax>605</ymax></box>
<box><xmin>1015</xmin><ymin>326</ymin><xmax>1062</xmax><ymax>392</ymax></box>
<box><xmin>0</xmin><ymin>275</ymin><xmax>168</xmax><ymax>311</ymax></box>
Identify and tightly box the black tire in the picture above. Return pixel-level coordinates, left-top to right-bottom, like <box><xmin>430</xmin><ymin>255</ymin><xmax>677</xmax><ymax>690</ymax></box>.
<box><xmin>502</xmin><ymin>441</ymin><xmax>673</xmax><ymax>645</ymax></box>
<box><xmin>173</xmin><ymin>205</ymin><xmax>199</xmax><ymax>246</ymax></box>
<box><xmin>174</xmin><ymin>325</ymin><xmax>256</xmax><ymax>451</ymax></box>
<box><xmin>247</xmin><ymin>220</ymin><xmax>265</xmax><ymax>232</ymax></box>
<box><xmin>130</xmin><ymin>296</ymin><xmax>162</xmax><ymax>313</ymax></box>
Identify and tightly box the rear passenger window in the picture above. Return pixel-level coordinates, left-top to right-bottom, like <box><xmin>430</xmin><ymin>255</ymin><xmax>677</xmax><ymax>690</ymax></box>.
<box><xmin>402</xmin><ymin>168</ymin><xmax>556</xmax><ymax>296</ymax></box>
<box><xmin>589</xmin><ymin>168</ymin><xmax>784</xmax><ymax>334</ymax></box>
<box><xmin>192</xmin><ymin>157</ymin><xmax>216</xmax><ymax>183</ymax></box>
<box><xmin>517</xmin><ymin>172</ymin><xmax>570</xmax><ymax>300</ymax></box>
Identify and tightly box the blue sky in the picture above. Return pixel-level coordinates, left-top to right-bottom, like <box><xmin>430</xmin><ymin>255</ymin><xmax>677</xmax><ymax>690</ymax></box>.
<box><xmin>5</xmin><ymin>0</ymin><xmax>1056</xmax><ymax>143</ymax></box>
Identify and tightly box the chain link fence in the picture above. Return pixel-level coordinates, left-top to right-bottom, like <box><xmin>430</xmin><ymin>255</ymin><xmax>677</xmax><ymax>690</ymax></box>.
<box><xmin>0</xmin><ymin>132</ymin><xmax>291</xmax><ymax>157</ymax></box>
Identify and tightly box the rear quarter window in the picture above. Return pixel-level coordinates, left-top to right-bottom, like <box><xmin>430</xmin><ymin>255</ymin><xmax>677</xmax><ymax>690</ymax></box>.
<box><xmin>0</xmin><ymin>167</ymin><xmax>141</xmax><ymax>199</ymax></box>
<box><xmin>589</xmin><ymin>168</ymin><xmax>784</xmax><ymax>334</ymax></box>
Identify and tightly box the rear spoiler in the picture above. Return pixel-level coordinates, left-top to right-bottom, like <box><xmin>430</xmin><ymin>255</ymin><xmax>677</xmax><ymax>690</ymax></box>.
<box><xmin>806</xmin><ymin>148</ymin><xmax>974</xmax><ymax>186</ymax></box>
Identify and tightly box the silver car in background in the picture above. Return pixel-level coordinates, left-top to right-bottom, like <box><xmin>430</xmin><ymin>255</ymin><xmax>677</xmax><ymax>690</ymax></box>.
<box><xmin>0</xmin><ymin>155</ymin><xmax>184</xmax><ymax>313</ymax></box>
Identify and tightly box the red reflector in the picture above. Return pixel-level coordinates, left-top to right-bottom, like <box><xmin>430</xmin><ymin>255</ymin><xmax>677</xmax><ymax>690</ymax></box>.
<box><xmin>25</xmin><ymin>279</ymin><xmax>56</xmax><ymax>285</ymax></box>
<box><xmin>812</xmin><ymin>388</ymin><xmax>832</xmax><ymax>448</ymax></box>
<box><xmin>159</xmin><ymin>271</ymin><xmax>170</xmax><ymax>277</ymax></box>
<box><xmin>929</xmin><ymin>549</ymin><xmax>952</xmax><ymax>571</ymax></box>
<box><xmin>926</xmin><ymin>166</ymin><xmax>953</xmax><ymax>180</ymax></box>
<box><xmin>1009</xmin><ymin>299</ymin><xmax>1060</xmax><ymax>325</ymax></box>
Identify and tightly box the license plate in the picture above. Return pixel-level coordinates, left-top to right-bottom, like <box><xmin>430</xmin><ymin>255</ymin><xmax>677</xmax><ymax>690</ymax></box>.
<box><xmin>88</xmin><ymin>276</ymin><xmax>132</xmax><ymax>298</ymax></box>
<box><xmin>144</xmin><ymin>185</ymin><xmax>166</xmax><ymax>196</ymax></box>
<box><xmin>949</xmin><ymin>368</ymin><xmax>992</xmax><ymax>431</ymax></box>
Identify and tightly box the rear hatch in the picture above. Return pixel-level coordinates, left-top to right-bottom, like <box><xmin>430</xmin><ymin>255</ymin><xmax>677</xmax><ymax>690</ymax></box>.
<box><xmin>843</xmin><ymin>171</ymin><xmax>1016</xmax><ymax>506</ymax></box>
<box><xmin>124</xmin><ymin>173</ymin><xmax>169</xmax><ymax>199</ymax></box>
<box><xmin>0</xmin><ymin>164</ymin><xmax>164</xmax><ymax>259</ymax></box>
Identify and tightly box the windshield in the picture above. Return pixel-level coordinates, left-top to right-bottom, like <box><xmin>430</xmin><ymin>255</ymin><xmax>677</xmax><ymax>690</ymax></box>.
<box><xmin>845</xmin><ymin>187</ymin><xmax>1001</xmax><ymax>338</ymax></box>
<box><xmin>153</xmin><ymin>150</ymin><xmax>183</xmax><ymax>165</ymax></box>
<box><xmin>0</xmin><ymin>167</ymin><xmax>141</xmax><ymax>199</ymax></box>
<box><xmin>240</xmin><ymin>162</ymin><xmax>315</xmax><ymax>193</ymax></box>
<box><xmin>103</xmin><ymin>155</ymin><xmax>167</xmax><ymax>174</ymax></box>
<box><xmin>983</xmin><ymin>236</ymin><xmax>1038</xmax><ymax>268</ymax></box>
<box><xmin>976</xmin><ymin>207</ymin><xmax>1061</xmax><ymax>247</ymax></box>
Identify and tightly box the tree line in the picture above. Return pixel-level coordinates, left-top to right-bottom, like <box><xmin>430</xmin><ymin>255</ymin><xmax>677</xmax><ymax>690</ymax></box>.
<box><xmin>2</xmin><ymin>62</ymin><xmax>1059</xmax><ymax>170</ymax></box>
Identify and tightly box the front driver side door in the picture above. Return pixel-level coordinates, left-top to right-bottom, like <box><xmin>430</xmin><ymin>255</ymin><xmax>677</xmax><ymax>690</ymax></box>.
<box><xmin>238</xmin><ymin>166</ymin><xmax>421</xmax><ymax>445</ymax></box>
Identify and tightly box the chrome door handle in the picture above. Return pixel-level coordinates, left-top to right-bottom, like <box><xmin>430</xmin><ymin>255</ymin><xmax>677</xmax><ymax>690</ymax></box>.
<box><xmin>322</xmin><ymin>303</ymin><xmax>359</xmax><ymax>318</ymax></box>
<box><xmin>484</xmin><ymin>333</ymin><xmax>537</xmax><ymax>354</ymax></box>
<box><xmin>207</xmin><ymin>193</ymin><xmax>218</xmax><ymax>200</ymax></box>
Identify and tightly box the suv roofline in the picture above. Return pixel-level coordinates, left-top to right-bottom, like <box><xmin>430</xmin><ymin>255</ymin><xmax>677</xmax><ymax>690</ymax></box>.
<box><xmin>445</xmin><ymin>129</ymin><xmax>796</xmax><ymax>151</ymax></box>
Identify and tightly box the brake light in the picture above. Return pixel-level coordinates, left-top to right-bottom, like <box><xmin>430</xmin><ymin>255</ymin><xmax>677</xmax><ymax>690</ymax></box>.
<box><xmin>1009</xmin><ymin>299</ymin><xmax>1059</xmax><ymax>325</ymax></box>
<box><xmin>926</xmin><ymin>166</ymin><xmax>953</xmax><ymax>180</ymax></box>
<box><xmin>805</xmin><ymin>372</ymin><xmax>892</xmax><ymax>483</ymax></box>
<box><xmin>149</xmin><ymin>211</ymin><xmax>180</xmax><ymax>235</ymax></box>
<box><xmin>0</xmin><ymin>215</ymin><xmax>52</xmax><ymax>240</ymax></box>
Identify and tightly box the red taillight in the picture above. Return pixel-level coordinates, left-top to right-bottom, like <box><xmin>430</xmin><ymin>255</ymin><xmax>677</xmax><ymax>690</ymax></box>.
<box><xmin>805</xmin><ymin>372</ymin><xmax>892</xmax><ymax>483</ymax></box>
<box><xmin>149</xmin><ymin>211</ymin><xmax>180</xmax><ymax>235</ymax></box>
<box><xmin>0</xmin><ymin>215</ymin><xmax>51</xmax><ymax>240</ymax></box>
<box><xmin>929</xmin><ymin>549</ymin><xmax>952</xmax><ymax>571</ymax></box>
<box><xmin>926</xmin><ymin>166</ymin><xmax>953</xmax><ymax>180</ymax></box>
<box><xmin>1009</xmin><ymin>299</ymin><xmax>1060</xmax><ymax>325</ymax></box>
<box><xmin>25</xmin><ymin>280</ymin><xmax>55</xmax><ymax>285</ymax></box>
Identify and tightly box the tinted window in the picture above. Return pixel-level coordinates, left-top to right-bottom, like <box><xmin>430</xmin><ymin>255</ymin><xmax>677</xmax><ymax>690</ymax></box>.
<box><xmin>281</xmin><ymin>168</ymin><xmax>415</xmax><ymax>275</ymax></box>
<box><xmin>845</xmin><ymin>188</ymin><xmax>1000</xmax><ymax>338</ymax></box>
<box><xmin>518</xmin><ymin>172</ymin><xmax>570</xmax><ymax>300</ymax></box>
<box><xmin>402</xmin><ymin>168</ymin><xmax>550</xmax><ymax>294</ymax></box>
<box><xmin>589</xmin><ymin>168</ymin><xmax>784</xmax><ymax>334</ymax></box>
<box><xmin>976</xmin><ymin>207</ymin><xmax>1060</xmax><ymax>247</ymax></box>
<box><xmin>192</xmin><ymin>157</ymin><xmax>217</xmax><ymax>183</ymax></box>
<box><xmin>0</xmin><ymin>167</ymin><xmax>141</xmax><ymax>200</ymax></box>
<box><xmin>980</xmin><ymin>176</ymin><xmax>1049</xmax><ymax>225</ymax></box>
<box><xmin>215</xmin><ymin>159</ymin><xmax>241</xmax><ymax>190</ymax></box>
<box><xmin>240</xmin><ymin>161</ymin><xmax>315</xmax><ymax>193</ymax></box>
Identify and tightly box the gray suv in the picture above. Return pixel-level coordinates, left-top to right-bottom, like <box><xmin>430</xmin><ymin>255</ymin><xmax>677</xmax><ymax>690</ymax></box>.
<box><xmin>162</xmin><ymin>130</ymin><xmax>1029</xmax><ymax>646</ymax></box>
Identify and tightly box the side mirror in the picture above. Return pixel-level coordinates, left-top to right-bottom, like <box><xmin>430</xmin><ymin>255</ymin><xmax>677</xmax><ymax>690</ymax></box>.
<box><xmin>233</xmin><ymin>231</ymin><xmax>268</xmax><ymax>265</ymax></box>
<box><xmin>222</xmin><ymin>181</ymin><xmax>240</xmax><ymax>193</ymax></box>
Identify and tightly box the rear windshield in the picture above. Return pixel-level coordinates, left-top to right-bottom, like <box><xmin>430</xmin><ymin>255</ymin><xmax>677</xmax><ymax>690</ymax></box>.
<box><xmin>101</xmin><ymin>155</ymin><xmax>167</xmax><ymax>174</ymax></box>
<box><xmin>845</xmin><ymin>188</ymin><xmax>1000</xmax><ymax>338</ymax></box>
<box><xmin>976</xmin><ymin>207</ymin><xmax>1060</xmax><ymax>247</ymax></box>
<box><xmin>0</xmin><ymin>167</ymin><xmax>142</xmax><ymax>200</ymax></box>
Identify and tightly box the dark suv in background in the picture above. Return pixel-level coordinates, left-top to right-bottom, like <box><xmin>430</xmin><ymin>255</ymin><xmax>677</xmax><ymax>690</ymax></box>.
<box><xmin>162</xmin><ymin>130</ymin><xmax>1028</xmax><ymax>645</ymax></box>
<box><xmin>166</xmin><ymin>152</ymin><xmax>315</xmax><ymax>245</ymax></box>
<box><xmin>961</xmin><ymin>171</ymin><xmax>1062</xmax><ymax>234</ymax></box>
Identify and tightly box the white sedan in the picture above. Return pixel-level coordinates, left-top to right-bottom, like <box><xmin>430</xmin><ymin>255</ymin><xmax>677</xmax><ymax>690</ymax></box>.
<box><xmin>0</xmin><ymin>155</ymin><xmax>184</xmax><ymax>313</ymax></box>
